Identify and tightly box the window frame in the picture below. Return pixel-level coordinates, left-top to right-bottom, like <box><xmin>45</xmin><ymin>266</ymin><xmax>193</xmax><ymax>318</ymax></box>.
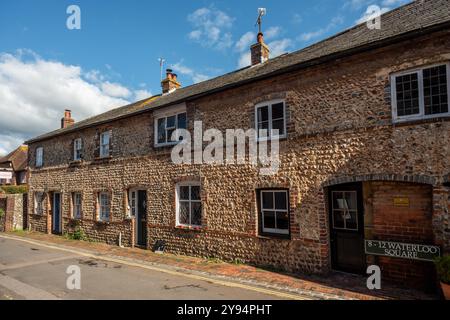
<box><xmin>391</xmin><ymin>62</ymin><xmax>450</xmax><ymax>123</ymax></box>
<box><xmin>34</xmin><ymin>192</ymin><xmax>44</xmax><ymax>215</ymax></box>
<box><xmin>35</xmin><ymin>147</ymin><xmax>43</xmax><ymax>168</ymax></box>
<box><xmin>258</xmin><ymin>189</ymin><xmax>290</xmax><ymax>237</ymax></box>
<box><xmin>331</xmin><ymin>191</ymin><xmax>359</xmax><ymax>231</ymax></box>
<box><xmin>129</xmin><ymin>189</ymin><xmax>138</xmax><ymax>217</ymax></box>
<box><xmin>73</xmin><ymin>138</ymin><xmax>82</xmax><ymax>161</ymax></box>
<box><xmin>72</xmin><ymin>192</ymin><xmax>82</xmax><ymax>220</ymax></box>
<box><xmin>98</xmin><ymin>192</ymin><xmax>110</xmax><ymax>222</ymax></box>
<box><xmin>99</xmin><ymin>131</ymin><xmax>110</xmax><ymax>158</ymax></box>
<box><xmin>254</xmin><ymin>99</ymin><xmax>287</xmax><ymax>142</ymax></box>
<box><xmin>154</xmin><ymin>112</ymin><xmax>187</xmax><ymax>147</ymax></box>
<box><xmin>175</xmin><ymin>182</ymin><xmax>202</xmax><ymax>228</ymax></box>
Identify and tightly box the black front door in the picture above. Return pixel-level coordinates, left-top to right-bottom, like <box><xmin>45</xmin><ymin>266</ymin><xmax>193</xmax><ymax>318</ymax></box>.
<box><xmin>329</xmin><ymin>183</ymin><xmax>365</xmax><ymax>274</ymax></box>
<box><xmin>52</xmin><ymin>193</ymin><xmax>61</xmax><ymax>234</ymax></box>
<box><xmin>137</xmin><ymin>190</ymin><xmax>147</xmax><ymax>247</ymax></box>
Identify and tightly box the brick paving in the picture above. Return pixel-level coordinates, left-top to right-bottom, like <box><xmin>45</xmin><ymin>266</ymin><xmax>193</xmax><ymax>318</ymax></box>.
<box><xmin>3</xmin><ymin>231</ymin><xmax>439</xmax><ymax>300</ymax></box>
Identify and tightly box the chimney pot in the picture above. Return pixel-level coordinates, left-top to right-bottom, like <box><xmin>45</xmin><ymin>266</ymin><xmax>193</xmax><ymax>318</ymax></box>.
<box><xmin>161</xmin><ymin>68</ymin><xmax>181</xmax><ymax>94</ymax></box>
<box><xmin>250</xmin><ymin>32</ymin><xmax>270</xmax><ymax>66</ymax></box>
<box><xmin>257</xmin><ymin>32</ymin><xmax>264</xmax><ymax>44</ymax></box>
<box><xmin>61</xmin><ymin>109</ymin><xmax>75</xmax><ymax>129</ymax></box>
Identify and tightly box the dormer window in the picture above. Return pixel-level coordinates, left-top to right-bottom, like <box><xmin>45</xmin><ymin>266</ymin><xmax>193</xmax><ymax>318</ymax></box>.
<box><xmin>391</xmin><ymin>63</ymin><xmax>450</xmax><ymax>122</ymax></box>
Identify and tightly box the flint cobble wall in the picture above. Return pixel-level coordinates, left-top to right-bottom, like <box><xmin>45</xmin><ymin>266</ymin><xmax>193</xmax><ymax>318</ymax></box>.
<box><xmin>27</xmin><ymin>30</ymin><xmax>450</xmax><ymax>274</ymax></box>
<box><xmin>0</xmin><ymin>194</ymin><xmax>24</xmax><ymax>232</ymax></box>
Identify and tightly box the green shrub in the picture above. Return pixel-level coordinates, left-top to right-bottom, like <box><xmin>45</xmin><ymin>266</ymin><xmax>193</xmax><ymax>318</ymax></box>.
<box><xmin>435</xmin><ymin>255</ymin><xmax>450</xmax><ymax>284</ymax></box>
<box><xmin>0</xmin><ymin>208</ymin><xmax>4</xmax><ymax>218</ymax></box>
<box><xmin>65</xmin><ymin>227</ymin><xmax>87</xmax><ymax>241</ymax></box>
<box><xmin>1</xmin><ymin>185</ymin><xmax>28</xmax><ymax>194</ymax></box>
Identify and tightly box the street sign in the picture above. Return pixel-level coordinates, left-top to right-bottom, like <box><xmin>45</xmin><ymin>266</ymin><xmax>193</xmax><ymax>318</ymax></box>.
<box><xmin>365</xmin><ymin>240</ymin><xmax>440</xmax><ymax>262</ymax></box>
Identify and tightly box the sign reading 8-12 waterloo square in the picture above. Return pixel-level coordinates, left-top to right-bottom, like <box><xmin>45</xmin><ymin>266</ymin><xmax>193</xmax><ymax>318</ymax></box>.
<box><xmin>365</xmin><ymin>240</ymin><xmax>441</xmax><ymax>262</ymax></box>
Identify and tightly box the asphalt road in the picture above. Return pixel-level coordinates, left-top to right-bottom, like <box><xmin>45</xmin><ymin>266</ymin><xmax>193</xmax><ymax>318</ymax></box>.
<box><xmin>0</xmin><ymin>237</ymin><xmax>283</xmax><ymax>300</ymax></box>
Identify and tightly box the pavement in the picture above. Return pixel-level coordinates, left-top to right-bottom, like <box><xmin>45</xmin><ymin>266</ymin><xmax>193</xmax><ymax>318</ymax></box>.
<box><xmin>0</xmin><ymin>231</ymin><xmax>439</xmax><ymax>300</ymax></box>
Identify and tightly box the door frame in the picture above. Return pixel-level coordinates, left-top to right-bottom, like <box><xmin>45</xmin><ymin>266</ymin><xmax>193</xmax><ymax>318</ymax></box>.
<box><xmin>129</xmin><ymin>189</ymin><xmax>147</xmax><ymax>247</ymax></box>
<box><xmin>52</xmin><ymin>192</ymin><xmax>62</xmax><ymax>234</ymax></box>
<box><xmin>328</xmin><ymin>182</ymin><xmax>366</xmax><ymax>274</ymax></box>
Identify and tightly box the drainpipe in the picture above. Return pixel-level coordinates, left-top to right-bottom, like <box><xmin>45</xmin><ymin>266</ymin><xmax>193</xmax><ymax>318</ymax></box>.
<box><xmin>118</xmin><ymin>232</ymin><xmax>124</xmax><ymax>248</ymax></box>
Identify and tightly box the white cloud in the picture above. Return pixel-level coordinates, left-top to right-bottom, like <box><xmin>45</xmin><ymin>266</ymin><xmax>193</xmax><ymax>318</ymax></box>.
<box><xmin>0</xmin><ymin>134</ymin><xmax>23</xmax><ymax>156</ymax></box>
<box><xmin>101</xmin><ymin>82</ymin><xmax>131</xmax><ymax>98</ymax></box>
<box><xmin>298</xmin><ymin>16</ymin><xmax>344</xmax><ymax>42</ymax></box>
<box><xmin>0</xmin><ymin>50</ymin><xmax>149</xmax><ymax>154</ymax></box>
<box><xmin>187</xmin><ymin>7</ymin><xmax>234</xmax><ymax>50</ymax></box>
<box><xmin>265</xmin><ymin>27</ymin><xmax>282</xmax><ymax>40</ymax></box>
<box><xmin>268</xmin><ymin>39</ymin><xmax>293</xmax><ymax>58</ymax></box>
<box><xmin>344</xmin><ymin>0</ymin><xmax>375</xmax><ymax>10</ymax></box>
<box><xmin>238</xmin><ymin>52</ymin><xmax>251</xmax><ymax>69</ymax></box>
<box><xmin>84</xmin><ymin>69</ymin><xmax>105</xmax><ymax>83</ymax></box>
<box><xmin>356</xmin><ymin>5</ymin><xmax>390</xmax><ymax>24</ymax></box>
<box><xmin>235</xmin><ymin>32</ymin><xmax>256</xmax><ymax>52</ymax></box>
<box><xmin>172</xmin><ymin>61</ymin><xmax>210</xmax><ymax>84</ymax></box>
<box><xmin>133</xmin><ymin>89</ymin><xmax>152</xmax><ymax>101</ymax></box>
<box><xmin>188</xmin><ymin>30</ymin><xmax>202</xmax><ymax>41</ymax></box>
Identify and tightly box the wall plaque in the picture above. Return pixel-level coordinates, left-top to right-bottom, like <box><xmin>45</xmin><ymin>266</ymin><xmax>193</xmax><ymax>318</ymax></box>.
<box><xmin>393</xmin><ymin>197</ymin><xmax>410</xmax><ymax>207</ymax></box>
<box><xmin>365</xmin><ymin>240</ymin><xmax>441</xmax><ymax>262</ymax></box>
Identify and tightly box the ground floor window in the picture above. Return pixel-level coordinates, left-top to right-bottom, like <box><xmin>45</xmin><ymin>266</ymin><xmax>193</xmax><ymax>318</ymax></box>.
<box><xmin>34</xmin><ymin>192</ymin><xmax>45</xmax><ymax>215</ymax></box>
<box><xmin>258</xmin><ymin>189</ymin><xmax>290</xmax><ymax>236</ymax></box>
<box><xmin>98</xmin><ymin>192</ymin><xmax>110</xmax><ymax>222</ymax></box>
<box><xmin>72</xmin><ymin>192</ymin><xmax>82</xmax><ymax>219</ymax></box>
<box><xmin>176</xmin><ymin>183</ymin><xmax>202</xmax><ymax>227</ymax></box>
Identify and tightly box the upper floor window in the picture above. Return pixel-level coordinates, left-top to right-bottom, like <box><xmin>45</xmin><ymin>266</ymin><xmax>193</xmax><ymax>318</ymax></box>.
<box><xmin>258</xmin><ymin>189</ymin><xmax>290</xmax><ymax>237</ymax></box>
<box><xmin>100</xmin><ymin>132</ymin><xmax>110</xmax><ymax>158</ymax></box>
<box><xmin>72</xmin><ymin>192</ymin><xmax>82</xmax><ymax>219</ymax></box>
<box><xmin>98</xmin><ymin>192</ymin><xmax>110</xmax><ymax>222</ymax></box>
<box><xmin>391</xmin><ymin>63</ymin><xmax>450</xmax><ymax>122</ymax></box>
<box><xmin>34</xmin><ymin>192</ymin><xmax>44</xmax><ymax>215</ymax></box>
<box><xmin>155</xmin><ymin>112</ymin><xmax>187</xmax><ymax>146</ymax></box>
<box><xmin>176</xmin><ymin>182</ymin><xmax>202</xmax><ymax>227</ymax></box>
<box><xmin>73</xmin><ymin>138</ymin><xmax>82</xmax><ymax>161</ymax></box>
<box><xmin>36</xmin><ymin>147</ymin><xmax>43</xmax><ymax>167</ymax></box>
<box><xmin>255</xmin><ymin>100</ymin><xmax>287</xmax><ymax>140</ymax></box>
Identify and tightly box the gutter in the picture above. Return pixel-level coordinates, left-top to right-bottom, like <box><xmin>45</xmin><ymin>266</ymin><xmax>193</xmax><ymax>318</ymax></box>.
<box><xmin>25</xmin><ymin>20</ymin><xmax>450</xmax><ymax>145</ymax></box>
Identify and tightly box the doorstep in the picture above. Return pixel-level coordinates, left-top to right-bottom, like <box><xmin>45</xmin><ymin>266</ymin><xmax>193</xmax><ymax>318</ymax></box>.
<box><xmin>1</xmin><ymin>231</ymin><xmax>438</xmax><ymax>300</ymax></box>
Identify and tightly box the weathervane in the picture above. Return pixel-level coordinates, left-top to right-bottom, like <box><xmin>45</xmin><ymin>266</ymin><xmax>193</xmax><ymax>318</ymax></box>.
<box><xmin>255</xmin><ymin>8</ymin><xmax>267</xmax><ymax>34</ymax></box>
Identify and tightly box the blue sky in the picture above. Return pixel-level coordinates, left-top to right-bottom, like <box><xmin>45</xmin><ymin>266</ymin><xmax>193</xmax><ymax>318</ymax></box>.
<box><xmin>0</xmin><ymin>0</ymin><xmax>410</xmax><ymax>154</ymax></box>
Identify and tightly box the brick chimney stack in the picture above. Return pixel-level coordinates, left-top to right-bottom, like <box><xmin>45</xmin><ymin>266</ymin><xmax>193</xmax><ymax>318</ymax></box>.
<box><xmin>161</xmin><ymin>69</ymin><xmax>181</xmax><ymax>94</ymax></box>
<box><xmin>250</xmin><ymin>32</ymin><xmax>270</xmax><ymax>66</ymax></box>
<box><xmin>61</xmin><ymin>109</ymin><xmax>75</xmax><ymax>129</ymax></box>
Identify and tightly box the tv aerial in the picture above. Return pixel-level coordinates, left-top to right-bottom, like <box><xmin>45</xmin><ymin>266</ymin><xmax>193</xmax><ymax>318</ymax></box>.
<box><xmin>158</xmin><ymin>57</ymin><xmax>166</xmax><ymax>81</ymax></box>
<box><xmin>255</xmin><ymin>8</ymin><xmax>267</xmax><ymax>34</ymax></box>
